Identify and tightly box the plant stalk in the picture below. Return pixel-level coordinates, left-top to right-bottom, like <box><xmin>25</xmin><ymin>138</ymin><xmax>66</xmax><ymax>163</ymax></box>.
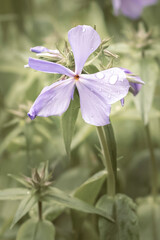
<box><xmin>145</xmin><ymin>124</ymin><xmax>158</xmax><ymax>200</ymax></box>
<box><xmin>96</xmin><ymin>126</ymin><xmax>116</xmax><ymax>196</ymax></box>
<box><xmin>38</xmin><ymin>201</ymin><xmax>42</xmax><ymax>220</ymax></box>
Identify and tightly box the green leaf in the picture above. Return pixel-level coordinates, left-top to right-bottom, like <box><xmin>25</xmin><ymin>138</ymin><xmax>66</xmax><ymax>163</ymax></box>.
<box><xmin>103</xmin><ymin>124</ymin><xmax>117</xmax><ymax>180</ymax></box>
<box><xmin>61</xmin><ymin>91</ymin><xmax>80</xmax><ymax>156</ymax></box>
<box><xmin>74</xmin><ymin>170</ymin><xmax>107</xmax><ymax>205</ymax></box>
<box><xmin>0</xmin><ymin>126</ymin><xmax>22</xmax><ymax>156</ymax></box>
<box><xmin>137</xmin><ymin>196</ymin><xmax>160</xmax><ymax>240</ymax></box>
<box><xmin>29</xmin><ymin>202</ymin><xmax>65</xmax><ymax>221</ymax></box>
<box><xmin>0</xmin><ymin>188</ymin><xmax>30</xmax><ymax>200</ymax></box>
<box><xmin>133</xmin><ymin>58</ymin><xmax>159</xmax><ymax>125</ymax></box>
<box><xmin>83</xmin><ymin>64</ymin><xmax>99</xmax><ymax>74</ymax></box>
<box><xmin>43</xmin><ymin>187</ymin><xmax>113</xmax><ymax>222</ymax></box>
<box><xmin>8</xmin><ymin>174</ymin><xmax>31</xmax><ymax>188</ymax></box>
<box><xmin>96</xmin><ymin>194</ymin><xmax>139</xmax><ymax>240</ymax></box>
<box><xmin>16</xmin><ymin>219</ymin><xmax>55</xmax><ymax>240</ymax></box>
<box><xmin>11</xmin><ymin>193</ymin><xmax>37</xmax><ymax>228</ymax></box>
<box><xmin>54</xmin><ymin>167</ymin><xmax>90</xmax><ymax>192</ymax></box>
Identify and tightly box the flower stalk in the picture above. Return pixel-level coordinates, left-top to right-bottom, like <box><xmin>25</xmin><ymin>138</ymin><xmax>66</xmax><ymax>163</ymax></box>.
<box><xmin>96</xmin><ymin>126</ymin><xmax>116</xmax><ymax>196</ymax></box>
<box><xmin>145</xmin><ymin>124</ymin><xmax>158</xmax><ymax>200</ymax></box>
<box><xmin>38</xmin><ymin>201</ymin><xmax>42</xmax><ymax>220</ymax></box>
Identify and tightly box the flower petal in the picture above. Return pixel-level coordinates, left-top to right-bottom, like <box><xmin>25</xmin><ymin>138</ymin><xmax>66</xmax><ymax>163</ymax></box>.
<box><xmin>30</xmin><ymin>46</ymin><xmax>51</xmax><ymax>53</ymax></box>
<box><xmin>120</xmin><ymin>98</ymin><xmax>125</xmax><ymax>106</ymax></box>
<box><xmin>76</xmin><ymin>80</ymin><xmax>111</xmax><ymax>126</ymax></box>
<box><xmin>112</xmin><ymin>0</ymin><xmax>121</xmax><ymax>15</ymax></box>
<box><xmin>28</xmin><ymin>58</ymin><xmax>74</xmax><ymax>77</ymax></box>
<box><xmin>68</xmin><ymin>25</ymin><xmax>101</xmax><ymax>75</ymax></box>
<box><xmin>28</xmin><ymin>78</ymin><xmax>75</xmax><ymax>120</ymax></box>
<box><xmin>129</xmin><ymin>82</ymin><xmax>142</xmax><ymax>96</ymax></box>
<box><xmin>120</xmin><ymin>0</ymin><xmax>143</xmax><ymax>19</ymax></box>
<box><xmin>121</xmin><ymin>68</ymin><xmax>143</xmax><ymax>96</ymax></box>
<box><xmin>80</xmin><ymin>68</ymin><xmax>129</xmax><ymax>105</ymax></box>
<box><xmin>141</xmin><ymin>0</ymin><xmax>157</xmax><ymax>7</ymax></box>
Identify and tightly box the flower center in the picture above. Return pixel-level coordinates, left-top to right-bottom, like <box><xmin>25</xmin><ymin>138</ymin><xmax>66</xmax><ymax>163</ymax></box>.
<box><xmin>74</xmin><ymin>75</ymin><xmax>79</xmax><ymax>81</ymax></box>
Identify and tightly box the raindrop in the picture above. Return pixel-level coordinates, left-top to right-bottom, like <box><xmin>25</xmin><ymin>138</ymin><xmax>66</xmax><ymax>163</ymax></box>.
<box><xmin>119</xmin><ymin>76</ymin><xmax>123</xmax><ymax>82</ymax></box>
<box><xmin>96</xmin><ymin>72</ymin><xmax>104</xmax><ymax>79</ymax></box>
<box><xmin>82</xmin><ymin>26</ymin><xmax>86</xmax><ymax>32</ymax></box>
<box><xmin>109</xmin><ymin>75</ymin><xmax>118</xmax><ymax>85</ymax></box>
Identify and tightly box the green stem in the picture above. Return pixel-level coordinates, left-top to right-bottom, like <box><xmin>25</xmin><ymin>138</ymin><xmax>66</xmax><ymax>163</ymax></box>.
<box><xmin>145</xmin><ymin>124</ymin><xmax>158</xmax><ymax>200</ymax></box>
<box><xmin>96</xmin><ymin>126</ymin><xmax>116</xmax><ymax>196</ymax></box>
<box><xmin>38</xmin><ymin>201</ymin><xmax>42</xmax><ymax>220</ymax></box>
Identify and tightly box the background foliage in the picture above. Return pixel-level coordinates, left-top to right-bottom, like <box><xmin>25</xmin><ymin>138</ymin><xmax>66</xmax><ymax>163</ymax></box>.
<box><xmin>0</xmin><ymin>0</ymin><xmax>160</xmax><ymax>239</ymax></box>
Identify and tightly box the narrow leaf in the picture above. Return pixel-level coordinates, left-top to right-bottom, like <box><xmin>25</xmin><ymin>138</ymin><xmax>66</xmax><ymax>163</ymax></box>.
<box><xmin>16</xmin><ymin>219</ymin><xmax>55</xmax><ymax>240</ymax></box>
<box><xmin>103</xmin><ymin>124</ymin><xmax>117</xmax><ymax>180</ymax></box>
<box><xmin>0</xmin><ymin>126</ymin><xmax>22</xmax><ymax>155</ymax></box>
<box><xmin>0</xmin><ymin>188</ymin><xmax>30</xmax><ymax>200</ymax></box>
<box><xmin>8</xmin><ymin>174</ymin><xmax>31</xmax><ymax>188</ymax></box>
<box><xmin>11</xmin><ymin>193</ymin><xmax>37</xmax><ymax>228</ymax></box>
<box><xmin>43</xmin><ymin>187</ymin><xmax>113</xmax><ymax>222</ymax></box>
<box><xmin>134</xmin><ymin>58</ymin><xmax>159</xmax><ymax>125</ymax></box>
<box><xmin>74</xmin><ymin>170</ymin><xmax>107</xmax><ymax>205</ymax></box>
<box><xmin>62</xmin><ymin>91</ymin><xmax>80</xmax><ymax>156</ymax></box>
<box><xmin>137</xmin><ymin>196</ymin><xmax>160</xmax><ymax>240</ymax></box>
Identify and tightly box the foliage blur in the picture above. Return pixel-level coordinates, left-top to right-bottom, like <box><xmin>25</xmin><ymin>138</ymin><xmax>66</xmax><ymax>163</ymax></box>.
<box><xmin>0</xmin><ymin>0</ymin><xmax>160</xmax><ymax>239</ymax></box>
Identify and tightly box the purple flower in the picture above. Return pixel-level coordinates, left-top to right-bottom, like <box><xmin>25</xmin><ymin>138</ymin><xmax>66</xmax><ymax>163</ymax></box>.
<box><xmin>121</xmin><ymin>68</ymin><xmax>143</xmax><ymax>96</ymax></box>
<box><xmin>30</xmin><ymin>46</ymin><xmax>59</xmax><ymax>54</ymax></box>
<box><xmin>112</xmin><ymin>0</ymin><xmax>157</xmax><ymax>19</ymax></box>
<box><xmin>27</xmin><ymin>25</ymin><xmax>131</xmax><ymax>126</ymax></box>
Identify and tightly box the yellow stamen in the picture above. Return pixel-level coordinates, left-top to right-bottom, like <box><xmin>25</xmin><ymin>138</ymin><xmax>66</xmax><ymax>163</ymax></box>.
<box><xmin>74</xmin><ymin>75</ymin><xmax>79</xmax><ymax>81</ymax></box>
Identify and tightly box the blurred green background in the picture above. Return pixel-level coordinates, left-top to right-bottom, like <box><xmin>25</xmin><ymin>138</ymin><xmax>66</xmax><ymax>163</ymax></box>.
<box><xmin>0</xmin><ymin>0</ymin><xmax>160</xmax><ymax>239</ymax></box>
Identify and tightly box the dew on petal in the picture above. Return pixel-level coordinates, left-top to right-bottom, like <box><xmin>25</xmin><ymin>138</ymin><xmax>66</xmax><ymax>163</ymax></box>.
<box><xmin>82</xmin><ymin>26</ymin><xmax>86</xmax><ymax>32</ymax></box>
<box><xmin>96</xmin><ymin>72</ymin><xmax>105</xmax><ymax>79</ymax></box>
<box><xmin>109</xmin><ymin>75</ymin><xmax>118</xmax><ymax>85</ymax></box>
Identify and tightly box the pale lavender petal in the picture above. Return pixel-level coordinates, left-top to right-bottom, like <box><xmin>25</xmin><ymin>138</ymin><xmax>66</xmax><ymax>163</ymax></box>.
<box><xmin>76</xmin><ymin>81</ymin><xmax>111</xmax><ymax>126</ymax></box>
<box><xmin>30</xmin><ymin>46</ymin><xmax>50</xmax><ymax>53</ymax></box>
<box><xmin>28</xmin><ymin>78</ymin><xmax>75</xmax><ymax>119</ymax></box>
<box><xmin>120</xmin><ymin>98</ymin><xmax>125</xmax><ymax>106</ymax></box>
<box><xmin>30</xmin><ymin>46</ymin><xmax>60</xmax><ymax>54</ymax></box>
<box><xmin>121</xmin><ymin>68</ymin><xmax>144</xmax><ymax>84</ymax></box>
<box><xmin>112</xmin><ymin>0</ymin><xmax>122</xmax><ymax>15</ymax></box>
<box><xmin>140</xmin><ymin>0</ymin><xmax>157</xmax><ymax>7</ymax></box>
<box><xmin>68</xmin><ymin>25</ymin><xmax>101</xmax><ymax>75</ymax></box>
<box><xmin>121</xmin><ymin>68</ymin><xmax>143</xmax><ymax>95</ymax></box>
<box><xmin>28</xmin><ymin>58</ymin><xmax>74</xmax><ymax>77</ymax></box>
<box><xmin>112</xmin><ymin>0</ymin><xmax>157</xmax><ymax>19</ymax></box>
<box><xmin>129</xmin><ymin>82</ymin><xmax>142</xmax><ymax>96</ymax></box>
<box><xmin>80</xmin><ymin>68</ymin><xmax>129</xmax><ymax>105</ymax></box>
<box><xmin>120</xmin><ymin>0</ymin><xmax>143</xmax><ymax>19</ymax></box>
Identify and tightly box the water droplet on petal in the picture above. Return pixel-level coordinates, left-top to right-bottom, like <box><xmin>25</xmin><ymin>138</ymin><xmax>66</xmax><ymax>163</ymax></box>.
<box><xmin>82</xmin><ymin>26</ymin><xmax>86</xmax><ymax>32</ymax></box>
<box><xmin>108</xmin><ymin>94</ymin><xmax>111</xmax><ymax>99</ymax></box>
<box><xmin>119</xmin><ymin>76</ymin><xmax>124</xmax><ymax>82</ymax></box>
<box><xmin>91</xmin><ymin>47</ymin><xmax>94</xmax><ymax>51</ymax></box>
<box><xmin>96</xmin><ymin>72</ymin><xmax>104</xmax><ymax>79</ymax></box>
<box><xmin>109</xmin><ymin>75</ymin><xmax>118</xmax><ymax>85</ymax></box>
